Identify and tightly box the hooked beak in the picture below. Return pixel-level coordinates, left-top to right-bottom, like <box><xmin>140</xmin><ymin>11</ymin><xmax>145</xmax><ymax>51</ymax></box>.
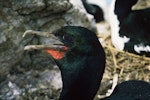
<box><xmin>22</xmin><ymin>30</ymin><xmax>66</xmax><ymax>51</ymax></box>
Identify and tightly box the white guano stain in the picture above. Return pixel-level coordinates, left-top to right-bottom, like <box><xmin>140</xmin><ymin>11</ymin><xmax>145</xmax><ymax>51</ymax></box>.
<box><xmin>134</xmin><ymin>44</ymin><xmax>150</xmax><ymax>53</ymax></box>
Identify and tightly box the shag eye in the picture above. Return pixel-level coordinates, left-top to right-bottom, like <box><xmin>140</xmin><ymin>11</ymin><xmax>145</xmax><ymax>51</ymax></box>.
<box><xmin>62</xmin><ymin>35</ymin><xmax>73</xmax><ymax>42</ymax></box>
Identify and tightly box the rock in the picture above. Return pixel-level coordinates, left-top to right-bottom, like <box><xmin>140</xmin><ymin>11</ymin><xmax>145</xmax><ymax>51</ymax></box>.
<box><xmin>0</xmin><ymin>0</ymin><xmax>96</xmax><ymax>80</ymax></box>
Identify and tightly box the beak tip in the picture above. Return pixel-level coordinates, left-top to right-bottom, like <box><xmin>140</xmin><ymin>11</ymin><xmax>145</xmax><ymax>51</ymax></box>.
<box><xmin>22</xmin><ymin>30</ymin><xmax>34</xmax><ymax>38</ymax></box>
<box><xmin>24</xmin><ymin>46</ymin><xmax>30</xmax><ymax>50</ymax></box>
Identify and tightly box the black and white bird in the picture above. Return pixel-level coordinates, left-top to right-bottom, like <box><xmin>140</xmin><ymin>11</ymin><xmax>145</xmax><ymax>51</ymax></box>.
<box><xmin>23</xmin><ymin>26</ymin><xmax>150</xmax><ymax>100</ymax></box>
<box><xmin>109</xmin><ymin>0</ymin><xmax>150</xmax><ymax>57</ymax></box>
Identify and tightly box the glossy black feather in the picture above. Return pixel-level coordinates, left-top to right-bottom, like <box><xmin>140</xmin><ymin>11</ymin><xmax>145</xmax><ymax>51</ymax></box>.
<box><xmin>102</xmin><ymin>80</ymin><xmax>150</xmax><ymax>100</ymax></box>
<box><xmin>54</xmin><ymin>26</ymin><xmax>105</xmax><ymax>100</ymax></box>
<box><xmin>115</xmin><ymin>0</ymin><xmax>138</xmax><ymax>23</ymax></box>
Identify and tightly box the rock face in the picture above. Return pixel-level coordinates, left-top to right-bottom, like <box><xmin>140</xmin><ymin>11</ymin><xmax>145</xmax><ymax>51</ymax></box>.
<box><xmin>0</xmin><ymin>0</ymin><xmax>96</xmax><ymax>99</ymax></box>
<box><xmin>0</xmin><ymin>0</ymin><xmax>96</xmax><ymax>79</ymax></box>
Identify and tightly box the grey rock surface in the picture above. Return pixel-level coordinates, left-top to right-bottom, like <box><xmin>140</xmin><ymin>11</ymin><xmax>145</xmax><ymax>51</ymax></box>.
<box><xmin>0</xmin><ymin>0</ymin><xmax>96</xmax><ymax>78</ymax></box>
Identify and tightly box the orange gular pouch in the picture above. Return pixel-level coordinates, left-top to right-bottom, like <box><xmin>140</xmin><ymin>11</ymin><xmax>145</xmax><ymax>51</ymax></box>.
<box><xmin>45</xmin><ymin>46</ymin><xmax>68</xmax><ymax>60</ymax></box>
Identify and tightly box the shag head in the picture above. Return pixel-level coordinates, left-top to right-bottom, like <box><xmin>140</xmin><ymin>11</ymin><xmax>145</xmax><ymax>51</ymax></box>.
<box><xmin>23</xmin><ymin>26</ymin><xmax>106</xmax><ymax>100</ymax></box>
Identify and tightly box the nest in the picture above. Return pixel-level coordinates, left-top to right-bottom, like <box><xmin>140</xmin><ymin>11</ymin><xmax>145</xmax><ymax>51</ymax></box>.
<box><xmin>95</xmin><ymin>22</ymin><xmax>150</xmax><ymax>99</ymax></box>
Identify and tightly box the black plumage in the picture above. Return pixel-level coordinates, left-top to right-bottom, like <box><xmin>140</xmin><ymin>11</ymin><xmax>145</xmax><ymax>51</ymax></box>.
<box><xmin>102</xmin><ymin>80</ymin><xmax>150</xmax><ymax>100</ymax></box>
<box><xmin>54</xmin><ymin>26</ymin><xmax>105</xmax><ymax>100</ymax></box>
